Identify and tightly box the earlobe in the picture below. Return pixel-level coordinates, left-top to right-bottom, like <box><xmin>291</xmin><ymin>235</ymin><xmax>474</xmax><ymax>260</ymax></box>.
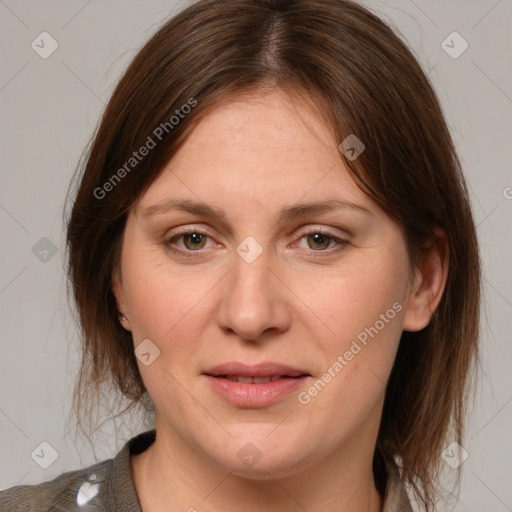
<box><xmin>402</xmin><ymin>230</ymin><xmax>449</xmax><ymax>332</ymax></box>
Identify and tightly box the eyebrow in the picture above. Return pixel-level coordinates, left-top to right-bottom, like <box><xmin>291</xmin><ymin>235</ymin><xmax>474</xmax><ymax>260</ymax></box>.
<box><xmin>141</xmin><ymin>197</ymin><xmax>374</xmax><ymax>222</ymax></box>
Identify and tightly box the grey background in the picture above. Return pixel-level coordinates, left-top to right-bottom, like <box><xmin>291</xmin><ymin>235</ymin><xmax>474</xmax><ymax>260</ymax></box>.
<box><xmin>0</xmin><ymin>0</ymin><xmax>511</xmax><ymax>510</ymax></box>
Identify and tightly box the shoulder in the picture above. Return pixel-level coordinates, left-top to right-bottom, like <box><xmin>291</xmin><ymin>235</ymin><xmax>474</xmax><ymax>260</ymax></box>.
<box><xmin>0</xmin><ymin>457</ymin><xmax>112</xmax><ymax>512</ymax></box>
<box><xmin>0</xmin><ymin>430</ymin><xmax>155</xmax><ymax>512</ymax></box>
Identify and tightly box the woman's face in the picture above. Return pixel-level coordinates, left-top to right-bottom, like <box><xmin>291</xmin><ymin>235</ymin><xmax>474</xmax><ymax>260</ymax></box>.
<box><xmin>114</xmin><ymin>89</ymin><xmax>424</xmax><ymax>478</ymax></box>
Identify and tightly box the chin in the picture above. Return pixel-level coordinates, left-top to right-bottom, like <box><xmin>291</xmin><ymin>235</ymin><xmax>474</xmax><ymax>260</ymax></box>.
<box><xmin>204</xmin><ymin>430</ymin><xmax>315</xmax><ymax>480</ymax></box>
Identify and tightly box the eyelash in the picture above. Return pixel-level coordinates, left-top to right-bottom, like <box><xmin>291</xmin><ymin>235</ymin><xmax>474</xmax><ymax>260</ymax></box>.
<box><xmin>164</xmin><ymin>227</ymin><xmax>350</xmax><ymax>259</ymax></box>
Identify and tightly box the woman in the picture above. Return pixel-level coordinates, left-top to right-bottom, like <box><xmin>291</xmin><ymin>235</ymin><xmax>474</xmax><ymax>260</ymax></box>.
<box><xmin>0</xmin><ymin>0</ymin><xmax>480</xmax><ymax>510</ymax></box>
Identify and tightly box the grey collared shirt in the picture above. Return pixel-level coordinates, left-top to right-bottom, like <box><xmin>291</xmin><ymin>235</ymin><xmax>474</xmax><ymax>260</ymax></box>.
<box><xmin>0</xmin><ymin>430</ymin><xmax>413</xmax><ymax>511</ymax></box>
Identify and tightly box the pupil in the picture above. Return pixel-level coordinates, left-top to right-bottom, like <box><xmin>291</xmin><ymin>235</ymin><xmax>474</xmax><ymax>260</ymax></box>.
<box><xmin>310</xmin><ymin>233</ymin><xmax>329</xmax><ymax>250</ymax></box>
<box><xmin>185</xmin><ymin>233</ymin><xmax>204</xmax><ymax>249</ymax></box>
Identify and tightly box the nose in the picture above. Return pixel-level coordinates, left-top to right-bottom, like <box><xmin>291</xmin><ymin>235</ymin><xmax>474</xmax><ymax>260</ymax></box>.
<box><xmin>215</xmin><ymin>245</ymin><xmax>292</xmax><ymax>343</ymax></box>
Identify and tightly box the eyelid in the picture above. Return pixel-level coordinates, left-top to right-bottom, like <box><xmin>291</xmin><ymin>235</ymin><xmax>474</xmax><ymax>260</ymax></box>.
<box><xmin>294</xmin><ymin>225</ymin><xmax>351</xmax><ymax>241</ymax></box>
<box><xmin>290</xmin><ymin>226</ymin><xmax>350</xmax><ymax>253</ymax></box>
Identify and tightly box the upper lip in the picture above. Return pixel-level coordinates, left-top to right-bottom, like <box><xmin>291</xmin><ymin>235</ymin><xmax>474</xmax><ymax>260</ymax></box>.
<box><xmin>203</xmin><ymin>362</ymin><xmax>309</xmax><ymax>378</ymax></box>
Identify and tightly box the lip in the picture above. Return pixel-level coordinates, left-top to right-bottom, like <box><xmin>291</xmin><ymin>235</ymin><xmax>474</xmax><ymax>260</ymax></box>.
<box><xmin>203</xmin><ymin>362</ymin><xmax>311</xmax><ymax>408</ymax></box>
<box><xmin>204</xmin><ymin>361</ymin><xmax>309</xmax><ymax>378</ymax></box>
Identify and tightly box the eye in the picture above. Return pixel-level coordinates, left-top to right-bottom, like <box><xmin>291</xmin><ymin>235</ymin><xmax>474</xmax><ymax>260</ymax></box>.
<box><xmin>165</xmin><ymin>229</ymin><xmax>213</xmax><ymax>255</ymax></box>
<box><xmin>164</xmin><ymin>226</ymin><xmax>349</xmax><ymax>258</ymax></box>
<box><xmin>292</xmin><ymin>228</ymin><xmax>349</xmax><ymax>254</ymax></box>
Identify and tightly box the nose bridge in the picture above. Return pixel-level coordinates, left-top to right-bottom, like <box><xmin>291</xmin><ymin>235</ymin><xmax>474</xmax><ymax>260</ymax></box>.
<box><xmin>216</xmin><ymin>235</ymin><xmax>291</xmax><ymax>341</ymax></box>
<box><xmin>234</xmin><ymin>239</ymin><xmax>270</xmax><ymax>289</ymax></box>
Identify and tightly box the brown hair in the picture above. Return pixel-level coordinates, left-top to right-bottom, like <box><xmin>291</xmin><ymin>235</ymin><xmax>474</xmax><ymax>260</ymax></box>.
<box><xmin>65</xmin><ymin>0</ymin><xmax>480</xmax><ymax>509</ymax></box>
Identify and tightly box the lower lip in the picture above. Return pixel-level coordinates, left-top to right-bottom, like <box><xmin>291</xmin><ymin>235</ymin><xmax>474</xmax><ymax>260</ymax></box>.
<box><xmin>204</xmin><ymin>375</ymin><xmax>309</xmax><ymax>408</ymax></box>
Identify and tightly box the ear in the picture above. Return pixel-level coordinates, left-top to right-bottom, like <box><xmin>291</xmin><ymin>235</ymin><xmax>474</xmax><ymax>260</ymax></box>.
<box><xmin>402</xmin><ymin>230</ymin><xmax>449</xmax><ymax>332</ymax></box>
<box><xmin>112</xmin><ymin>265</ymin><xmax>131</xmax><ymax>331</ymax></box>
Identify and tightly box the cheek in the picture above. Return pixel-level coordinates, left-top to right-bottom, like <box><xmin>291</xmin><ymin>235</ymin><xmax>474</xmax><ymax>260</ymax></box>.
<box><xmin>121</xmin><ymin>241</ymin><xmax>203</xmax><ymax>339</ymax></box>
<box><xmin>121</xmin><ymin>253</ymin><xmax>211</xmax><ymax>411</ymax></box>
<box><xmin>293</xmin><ymin>247</ymin><xmax>409</xmax><ymax>421</ymax></box>
<box><xmin>121</xmin><ymin>246</ymin><xmax>225</xmax><ymax>392</ymax></box>
<box><xmin>299</xmin><ymin>252</ymin><xmax>408</xmax><ymax>349</ymax></box>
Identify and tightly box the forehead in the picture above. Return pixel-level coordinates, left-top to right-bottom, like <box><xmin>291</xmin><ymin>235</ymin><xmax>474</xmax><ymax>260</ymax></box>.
<box><xmin>134</xmin><ymin>89</ymin><xmax>372</xmax><ymax>216</ymax></box>
<box><xmin>185</xmin><ymin>89</ymin><xmax>336</xmax><ymax>150</ymax></box>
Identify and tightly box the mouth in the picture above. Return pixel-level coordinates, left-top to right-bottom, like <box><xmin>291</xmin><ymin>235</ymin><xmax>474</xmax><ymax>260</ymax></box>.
<box><xmin>217</xmin><ymin>375</ymin><xmax>298</xmax><ymax>383</ymax></box>
<box><xmin>203</xmin><ymin>361</ymin><xmax>310</xmax><ymax>380</ymax></box>
<box><xmin>203</xmin><ymin>362</ymin><xmax>311</xmax><ymax>408</ymax></box>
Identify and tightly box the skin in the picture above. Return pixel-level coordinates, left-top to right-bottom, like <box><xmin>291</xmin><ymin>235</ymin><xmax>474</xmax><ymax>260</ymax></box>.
<box><xmin>113</xmin><ymin>88</ymin><xmax>448</xmax><ymax>512</ymax></box>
